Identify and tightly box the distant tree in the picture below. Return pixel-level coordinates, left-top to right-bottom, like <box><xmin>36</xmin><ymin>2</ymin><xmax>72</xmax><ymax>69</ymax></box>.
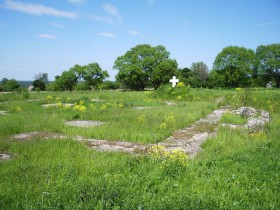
<box><xmin>114</xmin><ymin>44</ymin><xmax>177</xmax><ymax>90</ymax></box>
<box><xmin>82</xmin><ymin>63</ymin><xmax>109</xmax><ymax>90</ymax></box>
<box><xmin>178</xmin><ymin>67</ymin><xmax>191</xmax><ymax>79</ymax></box>
<box><xmin>0</xmin><ymin>79</ymin><xmax>20</xmax><ymax>91</ymax></box>
<box><xmin>33</xmin><ymin>73</ymin><xmax>48</xmax><ymax>91</ymax></box>
<box><xmin>190</xmin><ymin>62</ymin><xmax>209</xmax><ymax>87</ymax></box>
<box><xmin>213</xmin><ymin>46</ymin><xmax>256</xmax><ymax>88</ymax></box>
<box><xmin>256</xmin><ymin>43</ymin><xmax>280</xmax><ymax>88</ymax></box>
<box><xmin>52</xmin><ymin>70</ymin><xmax>78</xmax><ymax>91</ymax></box>
<box><xmin>2</xmin><ymin>78</ymin><xmax>8</xmax><ymax>84</ymax></box>
<box><xmin>98</xmin><ymin>81</ymin><xmax>120</xmax><ymax>90</ymax></box>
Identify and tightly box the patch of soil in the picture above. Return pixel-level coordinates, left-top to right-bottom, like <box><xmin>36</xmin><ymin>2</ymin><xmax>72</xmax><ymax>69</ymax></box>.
<box><xmin>64</xmin><ymin>120</ymin><xmax>105</xmax><ymax>127</ymax></box>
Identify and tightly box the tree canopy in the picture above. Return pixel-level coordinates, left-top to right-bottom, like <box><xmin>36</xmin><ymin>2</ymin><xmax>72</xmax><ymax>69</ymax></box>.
<box><xmin>50</xmin><ymin>62</ymin><xmax>109</xmax><ymax>91</ymax></box>
<box><xmin>213</xmin><ymin>46</ymin><xmax>256</xmax><ymax>88</ymax></box>
<box><xmin>256</xmin><ymin>43</ymin><xmax>280</xmax><ymax>88</ymax></box>
<box><xmin>114</xmin><ymin>44</ymin><xmax>177</xmax><ymax>90</ymax></box>
<box><xmin>0</xmin><ymin>78</ymin><xmax>20</xmax><ymax>92</ymax></box>
<box><xmin>33</xmin><ymin>73</ymin><xmax>48</xmax><ymax>91</ymax></box>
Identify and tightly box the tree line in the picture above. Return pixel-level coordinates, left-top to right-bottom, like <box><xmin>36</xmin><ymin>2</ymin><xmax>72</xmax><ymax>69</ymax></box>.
<box><xmin>1</xmin><ymin>43</ymin><xmax>279</xmax><ymax>92</ymax></box>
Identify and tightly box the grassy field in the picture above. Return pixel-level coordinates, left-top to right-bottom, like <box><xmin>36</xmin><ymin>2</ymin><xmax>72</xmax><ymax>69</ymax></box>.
<box><xmin>0</xmin><ymin>88</ymin><xmax>279</xmax><ymax>209</ymax></box>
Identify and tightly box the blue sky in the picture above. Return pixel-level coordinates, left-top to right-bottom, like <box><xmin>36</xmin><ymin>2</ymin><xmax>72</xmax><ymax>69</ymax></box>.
<box><xmin>0</xmin><ymin>0</ymin><xmax>279</xmax><ymax>81</ymax></box>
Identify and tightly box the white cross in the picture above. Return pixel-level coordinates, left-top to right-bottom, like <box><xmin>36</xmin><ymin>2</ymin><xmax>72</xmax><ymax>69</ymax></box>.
<box><xmin>169</xmin><ymin>76</ymin><xmax>179</xmax><ymax>88</ymax></box>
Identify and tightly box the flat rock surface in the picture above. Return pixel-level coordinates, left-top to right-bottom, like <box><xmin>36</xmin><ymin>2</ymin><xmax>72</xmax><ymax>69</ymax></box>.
<box><xmin>8</xmin><ymin>106</ymin><xmax>270</xmax><ymax>158</ymax></box>
<box><xmin>42</xmin><ymin>103</ymin><xmax>74</xmax><ymax>107</ymax></box>
<box><xmin>0</xmin><ymin>111</ymin><xmax>7</xmax><ymax>115</ymax></box>
<box><xmin>0</xmin><ymin>153</ymin><xmax>12</xmax><ymax>161</ymax></box>
<box><xmin>64</xmin><ymin>120</ymin><xmax>105</xmax><ymax>127</ymax></box>
<box><xmin>133</xmin><ymin>107</ymin><xmax>152</xmax><ymax>110</ymax></box>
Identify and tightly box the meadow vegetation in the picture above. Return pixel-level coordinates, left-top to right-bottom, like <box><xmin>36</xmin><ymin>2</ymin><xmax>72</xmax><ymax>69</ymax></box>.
<box><xmin>0</xmin><ymin>88</ymin><xmax>279</xmax><ymax>209</ymax></box>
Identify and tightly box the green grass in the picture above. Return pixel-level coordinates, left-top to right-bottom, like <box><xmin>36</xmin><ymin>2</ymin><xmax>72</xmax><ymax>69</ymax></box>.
<box><xmin>220</xmin><ymin>111</ymin><xmax>247</xmax><ymax>125</ymax></box>
<box><xmin>0</xmin><ymin>88</ymin><xmax>279</xmax><ymax>209</ymax></box>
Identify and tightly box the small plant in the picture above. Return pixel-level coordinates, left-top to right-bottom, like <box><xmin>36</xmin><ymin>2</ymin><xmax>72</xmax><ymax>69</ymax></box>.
<box><xmin>9</xmin><ymin>105</ymin><xmax>23</xmax><ymax>113</ymax></box>
<box><xmin>235</xmin><ymin>88</ymin><xmax>253</xmax><ymax>107</ymax></box>
<box><xmin>137</xmin><ymin>115</ymin><xmax>146</xmax><ymax>124</ymax></box>
<box><xmin>73</xmin><ymin>101</ymin><xmax>86</xmax><ymax>112</ymax></box>
<box><xmin>177</xmin><ymin>82</ymin><xmax>185</xmax><ymax>88</ymax></box>
<box><xmin>149</xmin><ymin>145</ymin><xmax>188</xmax><ymax>174</ymax></box>
<box><xmin>17</xmin><ymin>88</ymin><xmax>30</xmax><ymax>99</ymax></box>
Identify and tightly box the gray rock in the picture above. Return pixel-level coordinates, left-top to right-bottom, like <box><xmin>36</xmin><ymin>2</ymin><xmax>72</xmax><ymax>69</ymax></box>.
<box><xmin>64</xmin><ymin>120</ymin><xmax>105</xmax><ymax>127</ymax></box>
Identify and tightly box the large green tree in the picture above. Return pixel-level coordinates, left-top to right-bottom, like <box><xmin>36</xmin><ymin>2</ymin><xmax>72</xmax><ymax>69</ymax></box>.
<box><xmin>52</xmin><ymin>70</ymin><xmax>78</xmax><ymax>91</ymax></box>
<box><xmin>82</xmin><ymin>63</ymin><xmax>109</xmax><ymax>90</ymax></box>
<box><xmin>114</xmin><ymin>44</ymin><xmax>177</xmax><ymax>90</ymax></box>
<box><xmin>213</xmin><ymin>46</ymin><xmax>256</xmax><ymax>88</ymax></box>
<box><xmin>256</xmin><ymin>43</ymin><xmax>280</xmax><ymax>88</ymax></box>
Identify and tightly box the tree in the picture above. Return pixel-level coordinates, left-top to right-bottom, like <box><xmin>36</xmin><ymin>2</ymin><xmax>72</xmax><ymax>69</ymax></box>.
<box><xmin>0</xmin><ymin>79</ymin><xmax>20</xmax><ymax>91</ymax></box>
<box><xmin>190</xmin><ymin>62</ymin><xmax>209</xmax><ymax>87</ymax></box>
<box><xmin>114</xmin><ymin>44</ymin><xmax>177</xmax><ymax>90</ymax></box>
<box><xmin>82</xmin><ymin>63</ymin><xmax>109</xmax><ymax>90</ymax></box>
<box><xmin>33</xmin><ymin>73</ymin><xmax>48</xmax><ymax>91</ymax></box>
<box><xmin>256</xmin><ymin>43</ymin><xmax>280</xmax><ymax>88</ymax></box>
<box><xmin>52</xmin><ymin>70</ymin><xmax>78</xmax><ymax>91</ymax></box>
<box><xmin>213</xmin><ymin>46</ymin><xmax>256</xmax><ymax>88</ymax></box>
<box><xmin>150</xmin><ymin>59</ymin><xmax>178</xmax><ymax>89</ymax></box>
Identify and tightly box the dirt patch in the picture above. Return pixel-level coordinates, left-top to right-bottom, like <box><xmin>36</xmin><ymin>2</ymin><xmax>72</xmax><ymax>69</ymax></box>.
<box><xmin>64</xmin><ymin>120</ymin><xmax>105</xmax><ymax>127</ymax></box>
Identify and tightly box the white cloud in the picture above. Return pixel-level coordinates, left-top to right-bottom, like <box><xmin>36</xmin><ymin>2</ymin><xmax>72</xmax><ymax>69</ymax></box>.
<box><xmin>98</xmin><ymin>32</ymin><xmax>116</xmax><ymax>38</ymax></box>
<box><xmin>255</xmin><ymin>20</ymin><xmax>280</xmax><ymax>28</ymax></box>
<box><xmin>92</xmin><ymin>15</ymin><xmax>113</xmax><ymax>24</ymax></box>
<box><xmin>4</xmin><ymin>0</ymin><xmax>78</xmax><ymax>19</ymax></box>
<box><xmin>37</xmin><ymin>34</ymin><xmax>58</xmax><ymax>39</ymax></box>
<box><xmin>103</xmin><ymin>3</ymin><xmax>123</xmax><ymax>23</ymax></box>
<box><xmin>68</xmin><ymin>0</ymin><xmax>85</xmax><ymax>4</ymax></box>
<box><xmin>128</xmin><ymin>29</ymin><xmax>146</xmax><ymax>38</ymax></box>
<box><xmin>146</xmin><ymin>0</ymin><xmax>156</xmax><ymax>6</ymax></box>
<box><xmin>50</xmin><ymin>22</ymin><xmax>65</xmax><ymax>28</ymax></box>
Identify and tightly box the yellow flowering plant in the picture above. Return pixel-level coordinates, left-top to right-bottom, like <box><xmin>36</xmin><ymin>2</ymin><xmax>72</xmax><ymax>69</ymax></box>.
<box><xmin>149</xmin><ymin>145</ymin><xmax>188</xmax><ymax>174</ymax></box>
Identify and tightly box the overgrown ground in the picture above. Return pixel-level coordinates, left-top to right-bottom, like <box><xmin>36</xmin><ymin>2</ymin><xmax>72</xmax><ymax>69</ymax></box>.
<box><xmin>0</xmin><ymin>88</ymin><xmax>279</xmax><ymax>209</ymax></box>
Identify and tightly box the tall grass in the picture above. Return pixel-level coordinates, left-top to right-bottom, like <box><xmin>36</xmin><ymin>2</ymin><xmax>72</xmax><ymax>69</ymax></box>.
<box><xmin>0</xmin><ymin>88</ymin><xmax>279</xmax><ymax>209</ymax></box>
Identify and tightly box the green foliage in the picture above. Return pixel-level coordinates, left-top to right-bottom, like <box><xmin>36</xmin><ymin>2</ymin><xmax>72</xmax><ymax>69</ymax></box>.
<box><xmin>17</xmin><ymin>87</ymin><xmax>30</xmax><ymax>100</ymax></box>
<box><xmin>220</xmin><ymin>111</ymin><xmax>247</xmax><ymax>125</ymax></box>
<box><xmin>0</xmin><ymin>78</ymin><xmax>20</xmax><ymax>92</ymax></box>
<box><xmin>98</xmin><ymin>81</ymin><xmax>119</xmax><ymax>90</ymax></box>
<box><xmin>256</xmin><ymin>43</ymin><xmax>280</xmax><ymax>88</ymax></box>
<box><xmin>213</xmin><ymin>46</ymin><xmax>256</xmax><ymax>88</ymax></box>
<box><xmin>189</xmin><ymin>62</ymin><xmax>209</xmax><ymax>87</ymax></box>
<box><xmin>114</xmin><ymin>44</ymin><xmax>177</xmax><ymax>90</ymax></box>
<box><xmin>82</xmin><ymin>63</ymin><xmax>109</xmax><ymax>90</ymax></box>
